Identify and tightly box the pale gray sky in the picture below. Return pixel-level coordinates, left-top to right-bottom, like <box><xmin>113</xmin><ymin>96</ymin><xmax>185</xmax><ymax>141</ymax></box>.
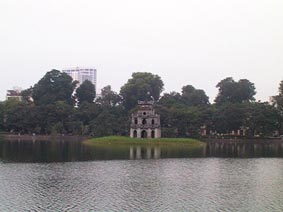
<box><xmin>0</xmin><ymin>0</ymin><xmax>282</xmax><ymax>102</ymax></box>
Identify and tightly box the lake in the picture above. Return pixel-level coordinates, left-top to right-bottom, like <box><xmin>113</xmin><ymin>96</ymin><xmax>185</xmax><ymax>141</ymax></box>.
<box><xmin>1</xmin><ymin>138</ymin><xmax>283</xmax><ymax>211</ymax></box>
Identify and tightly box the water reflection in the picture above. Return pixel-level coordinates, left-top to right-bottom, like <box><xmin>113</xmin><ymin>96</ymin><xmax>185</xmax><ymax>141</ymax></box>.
<box><xmin>1</xmin><ymin>138</ymin><xmax>283</xmax><ymax>163</ymax></box>
<box><xmin>0</xmin><ymin>139</ymin><xmax>89</xmax><ymax>163</ymax></box>
<box><xmin>0</xmin><ymin>139</ymin><xmax>205</xmax><ymax>162</ymax></box>
<box><xmin>207</xmin><ymin>139</ymin><xmax>283</xmax><ymax>157</ymax></box>
<box><xmin>129</xmin><ymin>146</ymin><xmax>161</xmax><ymax>159</ymax></box>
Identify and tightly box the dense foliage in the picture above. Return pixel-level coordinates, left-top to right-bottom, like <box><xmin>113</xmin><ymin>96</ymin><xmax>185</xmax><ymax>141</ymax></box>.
<box><xmin>32</xmin><ymin>69</ymin><xmax>77</xmax><ymax>106</ymax></box>
<box><xmin>120</xmin><ymin>72</ymin><xmax>164</xmax><ymax>109</ymax></box>
<box><xmin>215</xmin><ymin>77</ymin><xmax>256</xmax><ymax>104</ymax></box>
<box><xmin>75</xmin><ymin>80</ymin><xmax>96</xmax><ymax>105</ymax></box>
<box><xmin>0</xmin><ymin>71</ymin><xmax>282</xmax><ymax>138</ymax></box>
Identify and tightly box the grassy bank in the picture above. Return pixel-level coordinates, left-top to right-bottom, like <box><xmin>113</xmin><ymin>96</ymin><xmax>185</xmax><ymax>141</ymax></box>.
<box><xmin>83</xmin><ymin>136</ymin><xmax>205</xmax><ymax>148</ymax></box>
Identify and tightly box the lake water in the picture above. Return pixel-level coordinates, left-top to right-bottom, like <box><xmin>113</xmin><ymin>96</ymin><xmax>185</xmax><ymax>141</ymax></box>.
<box><xmin>0</xmin><ymin>139</ymin><xmax>206</xmax><ymax>162</ymax></box>
<box><xmin>1</xmin><ymin>139</ymin><xmax>283</xmax><ymax>211</ymax></box>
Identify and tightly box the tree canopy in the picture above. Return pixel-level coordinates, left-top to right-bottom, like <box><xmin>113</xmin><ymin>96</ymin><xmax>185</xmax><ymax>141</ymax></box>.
<box><xmin>75</xmin><ymin>80</ymin><xmax>96</xmax><ymax>105</ymax></box>
<box><xmin>96</xmin><ymin>85</ymin><xmax>122</xmax><ymax>107</ymax></box>
<box><xmin>271</xmin><ymin>80</ymin><xmax>283</xmax><ymax>134</ymax></box>
<box><xmin>32</xmin><ymin>69</ymin><xmax>77</xmax><ymax>105</ymax></box>
<box><xmin>120</xmin><ymin>72</ymin><xmax>164</xmax><ymax>109</ymax></box>
<box><xmin>272</xmin><ymin>80</ymin><xmax>283</xmax><ymax>109</ymax></box>
<box><xmin>181</xmin><ymin>85</ymin><xmax>209</xmax><ymax>106</ymax></box>
<box><xmin>215</xmin><ymin>77</ymin><xmax>256</xmax><ymax>104</ymax></box>
<box><xmin>1</xmin><ymin>70</ymin><xmax>282</xmax><ymax>138</ymax></box>
<box><xmin>158</xmin><ymin>92</ymin><xmax>183</xmax><ymax>108</ymax></box>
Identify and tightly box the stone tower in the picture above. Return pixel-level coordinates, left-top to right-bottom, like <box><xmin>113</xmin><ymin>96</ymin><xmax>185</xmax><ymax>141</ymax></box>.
<box><xmin>130</xmin><ymin>101</ymin><xmax>161</xmax><ymax>138</ymax></box>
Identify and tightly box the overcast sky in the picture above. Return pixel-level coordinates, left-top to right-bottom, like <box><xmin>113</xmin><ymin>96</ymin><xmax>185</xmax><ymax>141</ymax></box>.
<box><xmin>0</xmin><ymin>0</ymin><xmax>282</xmax><ymax>102</ymax></box>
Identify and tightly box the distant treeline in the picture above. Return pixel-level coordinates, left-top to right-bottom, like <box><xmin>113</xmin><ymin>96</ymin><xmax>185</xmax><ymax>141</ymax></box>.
<box><xmin>0</xmin><ymin>69</ymin><xmax>282</xmax><ymax>138</ymax></box>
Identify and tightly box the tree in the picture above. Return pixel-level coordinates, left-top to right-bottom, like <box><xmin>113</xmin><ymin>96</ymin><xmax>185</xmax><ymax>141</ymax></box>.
<box><xmin>74</xmin><ymin>102</ymin><xmax>101</xmax><ymax>127</ymax></box>
<box><xmin>95</xmin><ymin>85</ymin><xmax>122</xmax><ymax>107</ymax></box>
<box><xmin>272</xmin><ymin>80</ymin><xmax>283</xmax><ymax>110</ymax></box>
<box><xmin>271</xmin><ymin>80</ymin><xmax>283</xmax><ymax>134</ymax></box>
<box><xmin>21</xmin><ymin>87</ymin><xmax>33</xmax><ymax>104</ymax></box>
<box><xmin>120</xmin><ymin>72</ymin><xmax>164</xmax><ymax>109</ymax></box>
<box><xmin>158</xmin><ymin>92</ymin><xmax>183</xmax><ymax>108</ymax></box>
<box><xmin>212</xmin><ymin>103</ymin><xmax>246</xmax><ymax>134</ymax></box>
<box><xmin>244</xmin><ymin>102</ymin><xmax>280</xmax><ymax>137</ymax></box>
<box><xmin>89</xmin><ymin>106</ymin><xmax>128</xmax><ymax>137</ymax></box>
<box><xmin>76</xmin><ymin>80</ymin><xmax>96</xmax><ymax>105</ymax></box>
<box><xmin>181</xmin><ymin>85</ymin><xmax>209</xmax><ymax>106</ymax></box>
<box><xmin>30</xmin><ymin>101</ymin><xmax>75</xmax><ymax>135</ymax></box>
<box><xmin>215</xmin><ymin>77</ymin><xmax>256</xmax><ymax>104</ymax></box>
<box><xmin>32</xmin><ymin>69</ymin><xmax>77</xmax><ymax>106</ymax></box>
<box><xmin>3</xmin><ymin>99</ymin><xmax>34</xmax><ymax>134</ymax></box>
<box><xmin>0</xmin><ymin>102</ymin><xmax>5</xmax><ymax>131</ymax></box>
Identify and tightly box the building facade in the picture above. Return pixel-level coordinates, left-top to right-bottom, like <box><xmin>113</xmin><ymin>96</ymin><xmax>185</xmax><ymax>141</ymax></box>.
<box><xmin>6</xmin><ymin>87</ymin><xmax>22</xmax><ymax>101</ymax></box>
<box><xmin>62</xmin><ymin>67</ymin><xmax>97</xmax><ymax>91</ymax></box>
<box><xmin>130</xmin><ymin>101</ymin><xmax>161</xmax><ymax>138</ymax></box>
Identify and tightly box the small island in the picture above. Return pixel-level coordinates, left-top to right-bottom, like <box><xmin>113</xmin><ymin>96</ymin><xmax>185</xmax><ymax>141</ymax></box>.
<box><xmin>83</xmin><ymin>136</ymin><xmax>206</xmax><ymax>160</ymax></box>
<box><xmin>83</xmin><ymin>136</ymin><xmax>205</xmax><ymax>148</ymax></box>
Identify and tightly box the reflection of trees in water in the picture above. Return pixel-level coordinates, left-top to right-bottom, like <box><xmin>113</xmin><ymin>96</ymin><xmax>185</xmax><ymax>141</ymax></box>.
<box><xmin>0</xmin><ymin>140</ymin><xmax>86</xmax><ymax>162</ymax></box>
<box><xmin>207</xmin><ymin>140</ymin><xmax>283</xmax><ymax>157</ymax></box>
<box><xmin>0</xmin><ymin>139</ymin><xmax>206</xmax><ymax>162</ymax></box>
<box><xmin>5</xmin><ymin>139</ymin><xmax>283</xmax><ymax>162</ymax></box>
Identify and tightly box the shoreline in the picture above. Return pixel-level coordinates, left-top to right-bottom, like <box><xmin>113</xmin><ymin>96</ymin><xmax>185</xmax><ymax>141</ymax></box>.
<box><xmin>2</xmin><ymin>134</ymin><xmax>88</xmax><ymax>142</ymax></box>
<box><xmin>83</xmin><ymin>136</ymin><xmax>205</xmax><ymax>147</ymax></box>
<box><xmin>2</xmin><ymin>134</ymin><xmax>283</xmax><ymax>144</ymax></box>
<box><xmin>203</xmin><ymin>138</ymin><xmax>283</xmax><ymax>144</ymax></box>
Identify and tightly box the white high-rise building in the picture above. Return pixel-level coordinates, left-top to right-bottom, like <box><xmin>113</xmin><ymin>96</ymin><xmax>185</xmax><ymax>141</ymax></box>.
<box><xmin>62</xmin><ymin>67</ymin><xmax>97</xmax><ymax>91</ymax></box>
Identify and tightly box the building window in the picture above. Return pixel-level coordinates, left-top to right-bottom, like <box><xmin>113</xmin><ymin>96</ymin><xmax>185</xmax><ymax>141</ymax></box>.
<box><xmin>151</xmin><ymin>119</ymin><xmax>155</xmax><ymax>125</ymax></box>
<box><xmin>133</xmin><ymin>130</ymin><xmax>137</xmax><ymax>138</ymax></box>
<box><xmin>151</xmin><ymin>130</ymin><xmax>155</xmax><ymax>138</ymax></box>
<box><xmin>142</xmin><ymin>119</ymin><xmax>147</xmax><ymax>125</ymax></box>
<box><xmin>141</xmin><ymin>130</ymin><xmax>147</xmax><ymax>138</ymax></box>
<box><xmin>134</xmin><ymin>118</ymin><xmax>138</xmax><ymax>124</ymax></box>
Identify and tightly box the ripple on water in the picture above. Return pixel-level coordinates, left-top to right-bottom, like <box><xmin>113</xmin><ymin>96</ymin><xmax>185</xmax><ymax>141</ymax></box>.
<box><xmin>0</xmin><ymin>159</ymin><xmax>283</xmax><ymax>211</ymax></box>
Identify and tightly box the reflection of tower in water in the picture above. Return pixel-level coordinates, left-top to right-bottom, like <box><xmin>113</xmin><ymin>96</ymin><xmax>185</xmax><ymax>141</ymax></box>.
<box><xmin>129</xmin><ymin>146</ymin><xmax>161</xmax><ymax>159</ymax></box>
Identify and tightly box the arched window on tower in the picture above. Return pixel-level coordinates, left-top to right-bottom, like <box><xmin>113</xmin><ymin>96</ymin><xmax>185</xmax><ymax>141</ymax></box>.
<box><xmin>151</xmin><ymin>130</ymin><xmax>155</xmax><ymax>138</ymax></box>
<box><xmin>133</xmin><ymin>130</ymin><xmax>137</xmax><ymax>138</ymax></box>
<box><xmin>141</xmin><ymin>130</ymin><xmax>147</xmax><ymax>138</ymax></box>
<box><xmin>142</xmin><ymin>119</ymin><xmax>147</xmax><ymax>125</ymax></box>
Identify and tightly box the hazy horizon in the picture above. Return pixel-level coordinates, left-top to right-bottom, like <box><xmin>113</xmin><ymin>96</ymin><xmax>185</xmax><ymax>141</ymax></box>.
<box><xmin>1</xmin><ymin>0</ymin><xmax>282</xmax><ymax>102</ymax></box>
